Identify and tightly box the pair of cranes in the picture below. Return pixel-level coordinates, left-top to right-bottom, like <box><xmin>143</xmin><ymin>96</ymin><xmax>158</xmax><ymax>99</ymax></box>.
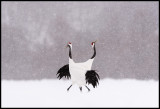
<box><xmin>57</xmin><ymin>41</ymin><xmax>100</xmax><ymax>92</ymax></box>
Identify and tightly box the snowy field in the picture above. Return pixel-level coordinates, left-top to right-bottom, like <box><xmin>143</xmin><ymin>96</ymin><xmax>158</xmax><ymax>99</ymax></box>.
<box><xmin>2</xmin><ymin>79</ymin><xmax>158</xmax><ymax>108</ymax></box>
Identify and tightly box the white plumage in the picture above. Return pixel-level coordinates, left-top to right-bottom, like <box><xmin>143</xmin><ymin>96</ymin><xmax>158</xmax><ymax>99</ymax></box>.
<box><xmin>69</xmin><ymin>58</ymin><xmax>94</xmax><ymax>87</ymax></box>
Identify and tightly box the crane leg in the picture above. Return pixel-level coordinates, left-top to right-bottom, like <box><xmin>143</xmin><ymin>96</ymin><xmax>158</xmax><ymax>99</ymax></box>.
<box><xmin>85</xmin><ymin>86</ymin><xmax>90</xmax><ymax>92</ymax></box>
<box><xmin>67</xmin><ymin>85</ymin><xmax>72</xmax><ymax>91</ymax></box>
<box><xmin>79</xmin><ymin>87</ymin><xmax>82</xmax><ymax>92</ymax></box>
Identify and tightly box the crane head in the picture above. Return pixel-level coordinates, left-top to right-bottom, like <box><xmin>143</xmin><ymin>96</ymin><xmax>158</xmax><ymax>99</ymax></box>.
<box><xmin>66</xmin><ymin>42</ymin><xmax>72</xmax><ymax>49</ymax></box>
<box><xmin>91</xmin><ymin>40</ymin><xmax>97</xmax><ymax>48</ymax></box>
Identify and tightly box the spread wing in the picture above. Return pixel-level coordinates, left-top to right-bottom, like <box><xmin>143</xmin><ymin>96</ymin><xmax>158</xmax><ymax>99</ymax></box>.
<box><xmin>85</xmin><ymin>70</ymin><xmax>100</xmax><ymax>88</ymax></box>
<box><xmin>57</xmin><ymin>64</ymin><xmax>71</xmax><ymax>80</ymax></box>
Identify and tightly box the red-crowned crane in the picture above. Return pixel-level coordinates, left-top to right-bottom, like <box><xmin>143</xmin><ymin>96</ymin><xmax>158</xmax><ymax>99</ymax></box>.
<box><xmin>57</xmin><ymin>41</ymin><xmax>100</xmax><ymax>92</ymax></box>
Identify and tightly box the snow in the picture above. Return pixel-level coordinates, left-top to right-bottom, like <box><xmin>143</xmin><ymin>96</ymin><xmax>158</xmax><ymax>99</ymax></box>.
<box><xmin>2</xmin><ymin>79</ymin><xmax>158</xmax><ymax>108</ymax></box>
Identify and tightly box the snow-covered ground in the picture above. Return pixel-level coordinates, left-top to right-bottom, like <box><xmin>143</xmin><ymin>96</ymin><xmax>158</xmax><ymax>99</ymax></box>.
<box><xmin>2</xmin><ymin>79</ymin><xmax>158</xmax><ymax>108</ymax></box>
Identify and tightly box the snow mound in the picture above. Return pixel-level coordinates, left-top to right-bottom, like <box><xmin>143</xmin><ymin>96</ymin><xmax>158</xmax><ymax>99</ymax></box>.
<box><xmin>2</xmin><ymin>79</ymin><xmax>158</xmax><ymax>107</ymax></box>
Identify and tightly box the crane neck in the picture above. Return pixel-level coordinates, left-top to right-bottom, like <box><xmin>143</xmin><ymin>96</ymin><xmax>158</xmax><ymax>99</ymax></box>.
<box><xmin>69</xmin><ymin>46</ymin><xmax>72</xmax><ymax>59</ymax></box>
<box><xmin>91</xmin><ymin>45</ymin><xmax>96</xmax><ymax>59</ymax></box>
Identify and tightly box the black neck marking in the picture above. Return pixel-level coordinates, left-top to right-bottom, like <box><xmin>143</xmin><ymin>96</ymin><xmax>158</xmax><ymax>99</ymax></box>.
<box><xmin>69</xmin><ymin>46</ymin><xmax>72</xmax><ymax>59</ymax></box>
<box><xmin>91</xmin><ymin>45</ymin><xmax>96</xmax><ymax>59</ymax></box>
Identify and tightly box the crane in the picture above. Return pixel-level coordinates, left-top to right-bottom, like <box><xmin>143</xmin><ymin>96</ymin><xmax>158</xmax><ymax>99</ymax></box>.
<box><xmin>57</xmin><ymin>41</ymin><xmax>100</xmax><ymax>92</ymax></box>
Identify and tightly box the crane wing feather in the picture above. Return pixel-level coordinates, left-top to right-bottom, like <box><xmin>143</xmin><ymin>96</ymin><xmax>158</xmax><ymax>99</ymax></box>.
<box><xmin>57</xmin><ymin>64</ymin><xmax>71</xmax><ymax>80</ymax></box>
<box><xmin>85</xmin><ymin>70</ymin><xmax>100</xmax><ymax>88</ymax></box>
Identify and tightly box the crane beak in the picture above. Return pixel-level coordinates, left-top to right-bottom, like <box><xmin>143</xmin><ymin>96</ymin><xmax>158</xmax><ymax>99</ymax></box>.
<box><xmin>94</xmin><ymin>40</ymin><xmax>97</xmax><ymax>43</ymax></box>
